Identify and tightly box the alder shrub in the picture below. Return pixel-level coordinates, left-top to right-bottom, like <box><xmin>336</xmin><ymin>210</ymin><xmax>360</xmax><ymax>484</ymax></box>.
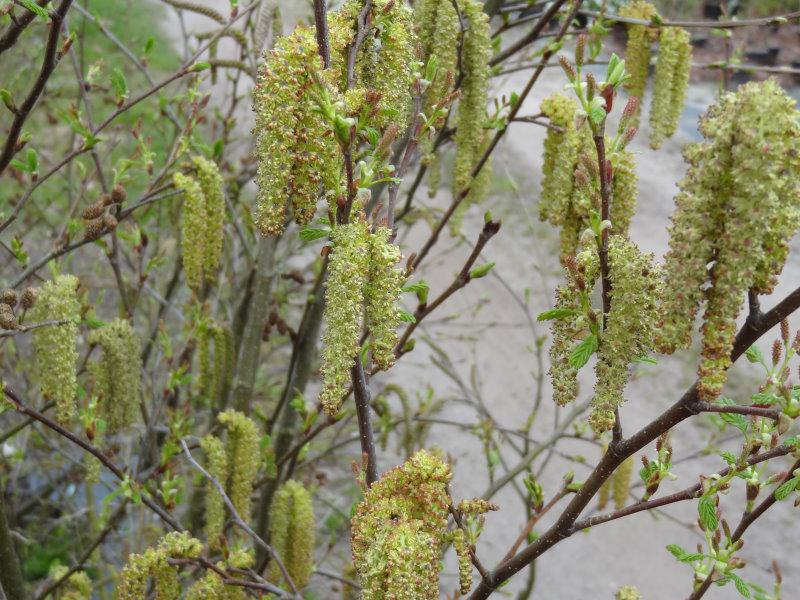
<box><xmin>1</xmin><ymin>0</ymin><xmax>800</xmax><ymax>599</ymax></box>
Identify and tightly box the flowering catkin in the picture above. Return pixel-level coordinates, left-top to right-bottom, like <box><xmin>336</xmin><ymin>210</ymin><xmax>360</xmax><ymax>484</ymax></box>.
<box><xmin>619</xmin><ymin>1</ymin><xmax>658</xmax><ymax>122</ymax></box>
<box><xmin>320</xmin><ymin>220</ymin><xmax>370</xmax><ymax>416</ymax></box>
<box><xmin>48</xmin><ymin>565</ymin><xmax>92</xmax><ymax>599</ymax></box>
<box><xmin>115</xmin><ymin>532</ymin><xmax>202</xmax><ymax>600</ymax></box>
<box><xmin>649</xmin><ymin>26</ymin><xmax>691</xmax><ymax>149</ymax></box>
<box><xmin>88</xmin><ymin>318</ymin><xmax>141</xmax><ymax>431</ymax></box>
<box><xmin>453</xmin><ymin>0</ymin><xmax>492</xmax><ymax>208</ymax></box>
<box><xmin>617</xmin><ymin>586</ymin><xmax>642</xmax><ymax>600</ymax></box>
<box><xmin>613</xmin><ymin>456</ymin><xmax>634</xmax><ymax>509</ymax></box>
<box><xmin>253</xmin><ymin>26</ymin><xmax>338</xmax><ymax>235</ymax></box>
<box><xmin>415</xmin><ymin>0</ymin><xmax>458</xmax><ymax>113</ymax></box>
<box><xmin>174</xmin><ymin>172</ymin><xmax>206</xmax><ymax>291</ymax></box>
<box><xmin>192</xmin><ymin>156</ymin><xmax>226</xmax><ymax>283</ymax></box>
<box><xmin>538</xmin><ymin>93</ymin><xmax>579</xmax><ymax>225</ymax></box>
<box><xmin>365</xmin><ymin>227</ymin><xmax>403</xmax><ymax>370</ymax></box>
<box><xmin>186</xmin><ymin>550</ymin><xmax>252</xmax><ymax>599</ymax></box>
<box><xmin>218</xmin><ymin>410</ymin><xmax>260</xmax><ymax>522</ymax></box>
<box><xmin>268</xmin><ymin>480</ymin><xmax>315</xmax><ymax>590</ymax></box>
<box><xmin>200</xmin><ymin>434</ymin><xmax>228</xmax><ymax>547</ymax></box>
<box><xmin>591</xmin><ymin>237</ymin><xmax>661</xmax><ymax>433</ymax></box>
<box><xmin>657</xmin><ymin>80</ymin><xmax>800</xmax><ymax>400</ymax></box>
<box><xmin>351</xmin><ymin>450</ymin><xmax>451</xmax><ymax>599</ymax></box>
<box><xmin>31</xmin><ymin>275</ymin><xmax>80</xmax><ymax>423</ymax></box>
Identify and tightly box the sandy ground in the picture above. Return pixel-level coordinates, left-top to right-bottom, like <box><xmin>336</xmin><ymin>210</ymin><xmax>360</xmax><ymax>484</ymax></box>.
<box><xmin>163</xmin><ymin>3</ymin><xmax>800</xmax><ymax>598</ymax></box>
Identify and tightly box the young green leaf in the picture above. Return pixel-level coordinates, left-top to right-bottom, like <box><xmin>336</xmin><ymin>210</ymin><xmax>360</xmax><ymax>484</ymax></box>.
<box><xmin>569</xmin><ymin>335</ymin><xmax>598</xmax><ymax>369</ymax></box>
<box><xmin>698</xmin><ymin>494</ymin><xmax>718</xmax><ymax>531</ymax></box>
<box><xmin>537</xmin><ymin>307</ymin><xmax>576</xmax><ymax>322</ymax></box>
<box><xmin>745</xmin><ymin>345</ymin><xmax>764</xmax><ymax>364</ymax></box>
<box><xmin>299</xmin><ymin>227</ymin><xmax>330</xmax><ymax>242</ymax></box>
<box><xmin>470</xmin><ymin>262</ymin><xmax>496</xmax><ymax>279</ymax></box>
<box><xmin>773</xmin><ymin>476</ymin><xmax>798</xmax><ymax>501</ymax></box>
<box><xmin>110</xmin><ymin>68</ymin><xmax>128</xmax><ymax>101</ymax></box>
<box><xmin>399</xmin><ymin>310</ymin><xmax>416</xmax><ymax>324</ymax></box>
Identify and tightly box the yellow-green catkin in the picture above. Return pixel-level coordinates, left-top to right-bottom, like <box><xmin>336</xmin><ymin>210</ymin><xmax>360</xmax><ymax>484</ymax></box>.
<box><xmin>591</xmin><ymin>237</ymin><xmax>661</xmax><ymax>433</ymax></box>
<box><xmin>351</xmin><ymin>450</ymin><xmax>451</xmax><ymax>599</ymax></box>
<box><xmin>210</xmin><ymin>323</ymin><xmax>233</xmax><ymax>407</ymax></box>
<box><xmin>609</xmin><ymin>149</ymin><xmax>638</xmax><ymax>236</ymax></box>
<box><xmin>48</xmin><ymin>565</ymin><xmax>92</xmax><ymax>599</ymax></box>
<box><xmin>597</xmin><ymin>445</ymin><xmax>611</xmax><ymax>509</ymax></box>
<box><xmin>31</xmin><ymin>275</ymin><xmax>80</xmax><ymax>423</ymax></box>
<box><xmin>192</xmin><ymin>156</ymin><xmax>226</xmax><ymax>283</ymax></box>
<box><xmin>88</xmin><ymin>318</ymin><xmax>141</xmax><ymax>431</ymax></box>
<box><xmin>539</xmin><ymin>93</ymin><xmax>579</xmax><ymax>225</ymax></box>
<box><xmin>253</xmin><ymin>26</ymin><xmax>338</xmax><ymax>235</ymax></box>
<box><xmin>612</xmin><ymin>456</ymin><xmax>634</xmax><ymax>510</ymax></box>
<box><xmin>174</xmin><ymin>172</ymin><xmax>206</xmax><ymax>292</ymax></box>
<box><xmin>115</xmin><ymin>532</ymin><xmax>202</xmax><ymax>600</ymax></box>
<box><xmin>200</xmin><ymin>434</ymin><xmax>228</xmax><ymax>547</ymax></box>
<box><xmin>453</xmin><ymin>527</ymin><xmax>472</xmax><ymax>595</ymax></box>
<box><xmin>365</xmin><ymin>227</ymin><xmax>403</xmax><ymax>370</ymax></box>
<box><xmin>320</xmin><ymin>219</ymin><xmax>370</xmax><ymax>416</ymax></box>
<box><xmin>196</xmin><ymin>320</ymin><xmax>212</xmax><ymax>405</ymax></box>
<box><xmin>619</xmin><ymin>1</ymin><xmax>658</xmax><ymax>122</ymax></box>
<box><xmin>656</xmin><ymin>81</ymin><xmax>800</xmax><ymax>400</ymax></box>
<box><xmin>186</xmin><ymin>550</ymin><xmax>252</xmax><ymax>599</ymax></box>
<box><xmin>359</xmin><ymin>0</ymin><xmax>416</xmax><ymax>131</ymax></box>
<box><xmin>218</xmin><ymin>410</ymin><xmax>260</xmax><ymax>522</ymax></box>
<box><xmin>452</xmin><ymin>0</ymin><xmax>492</xmax><ymax>227</ymax></box>
<box><xmin>616</xmin><ymin>586</ymin><xmax>642</xmax><ymax>600</ymax></box>
<box><xmin>415</xmin><ymin>0</ymin><xmax>458</xmax><ymax>114</ymax></box>
<box><xmin>649</xmin><ymin>26</ymin><xmax>691</xmax><ymax>149</ymax></box>
<box><xmin>268</xmin><ymin>480</ymin><xmax>315</xmax><ymax>590</ymax></box>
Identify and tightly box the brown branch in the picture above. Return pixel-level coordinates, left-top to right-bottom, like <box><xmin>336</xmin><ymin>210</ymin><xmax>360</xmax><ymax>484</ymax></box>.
<box><xmin>2</xmin><ymin>385</ymin><xmax>182</xmax><ymax>532</ymax></box>
<box><xmin>578</xmin><ymin>7</ymin><xmax>800</xmax><ymax>29</ymax></box>
<box><xmin>312</xmin><ymin>0</ymin><xmax>330</xmax><ymax>69</ymax></box>
<box><xmin>0</xmin><ymin>0</ymin><xmax>74</xmax><ymax>177</ymax></box>
<box><xmin>0</xmin><ymin>0</ymin><xmax>47</xmax><ymax>55</ymax></box>
<box><xmin>352</xmin><ymin>355</ymin><xmax>378</xmax><ymax>486</ymax></box>
<box><xmin>690</xmin><ymin>402</ymin><xmax>780</xmax><ymax>421</ymax></box>
<box><xmin>489</xmin><ymin>0</ymin><xmax>570</xmax><ymax>67</ymax></box>
<box><xmin>468</xmin><ymin>283</ymin><xmax>800</xmax><ymax>599</ymax></box>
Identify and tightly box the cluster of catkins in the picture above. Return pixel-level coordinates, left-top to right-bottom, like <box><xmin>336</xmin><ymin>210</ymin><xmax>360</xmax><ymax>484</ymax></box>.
<box><xmin>173</xmin><ymin>156</ymin><xmax>225</xmax><ymax>291</ymax></box>
<box><xmin>253</xmin><ymin>0</ymin><xmax>416</xmax><ymax>235</ymax></box>
<box><xmin>116</xmin><ymin>532</ymin><xmax>202</xmax><ymax>599</ymax></box>
<box><xmin>415</xmin><ymin>0</ymin><xmax>493</xmax><ymax>231</ymax></box>
<box><xmin>320</xmin><ymin>219</ymin><xmax>403</xmax><ymax>416</ymax></box>
<box><xmin>619</xmin><ymin>1</ymin><xmax>692</xmax><ymax>148</ymax></box>
<box><xmin>81</xmin><ymin>184</ymin><xmax>125</xmax><ymax>242</ymax></box>
<box><xmin>548</xmin><ymin>238</ymin><xmax>661</xmax><ymax>433</ymax></box>
<box><xmin>185</xmin><ymin>549</ymin><xmax>253</xmax><ymax>599</ymax></box>
<box><xmin>196</xmin><ymin>318</ymin><xmax>234</xmax><ymax>408</ymax></box>
<box><xmin>88</xmin><ymin>318</ymin><xmax>141</xmax><ymax>431</ymax></box>
<box><xmin>268</xmin><ymin>480</ymin><xmax>315</xmax><ymax>590</ymax></box>
<box><xmin>537</xmin><ymin>93</ymin><xmax>638</xmax><ymax>258</ymax></box>
<box><xmin>657</xmin><ymin>80</ymin><xmax>800</xmax><ymax>400</ymax></box>
<box><xmin>351</xmin><ymin>450</ymin><xmax>494</xmax><ymax>598</ymax></box>
<box><xmin>47</xmin><ymin>565</ymin><xmax>92</xmax><ymax>599</ymax></box>
<box><xmin>30</xmin><ymin>275</ymin><xmax>80</xmax><ymax>423</ymax></box>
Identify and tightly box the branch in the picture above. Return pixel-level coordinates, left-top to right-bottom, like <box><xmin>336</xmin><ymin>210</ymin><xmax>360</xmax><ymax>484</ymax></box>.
<box><xmin>312</xmin><ymin>0</ymin><xmax>330</xmax><ymax>69</ymax></box>
<box><xmin>2</xmin><ymin>385</ymin><xmax>182</xmax><ymax>531</ymax></box>
<box><xmin>351</xmin><ymin>356</ymin><xmax>378</xmax><ymax>486</ymax></box>
<box><xmin>0</xmin><ymin>0</ymin><xmax>74</xmax><ymax>177</ymax></box>
<box><xmin>0</xmin><ymin>319</ymin><xmax>69</xmax><ymax>338</ymax></box>
<box><xmin>489</xmin><ymin>0</ymin><xmax>570</xmax><ymax>67</ymax></box>
<box><xmin>468</xmin><ymin>284</ymin><xmax>800</xmax><ymax>599</ymax></box>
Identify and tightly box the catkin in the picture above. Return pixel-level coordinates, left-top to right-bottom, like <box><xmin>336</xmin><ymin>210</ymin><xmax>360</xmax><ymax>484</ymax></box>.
<box><xmin>192</xmin><ymin>156</ymin><xmax>226</xmax><ymax>283</ymax></box>
<box><xmin>320</xmin><ymin>219</ymin><xmax>370</xmax><ymax>416</ymax></box>
<box><xmin>174</xmin><ymin>172</ymin><xmax>206</xmax><ymax>292</ymax></box>
<box><xmin>415</xmin><ymin>0</ymin><xmax>458</xmax><ymax>114</ymax></box>
<box><xmin>619</xmin><ymin>1</ymin><xmax>659</xmax><ymax>123</ymax></box>
<box><xmin>268</xmin><ymin>480</ymin><xmax>316</xmax><ymax>590</ymax></box>
<box><xmin>613</xmin><ymin>456</ymin><xmax>634</xmax><ymax>509</ymax></box>
<box><xmin>452</xmin><ymin>0</ymin><xmax>492</xmax><ymax>224</ymax></box>
<box><xmin>539</xmin><ymin>93</ymin><xmax>579</xmax><ymax>225</ymax></box>
<box><xmin>657</xmin><ymin>80</ymin><xmax>800</xmax><ymax>400</ymax></box>
<box><xmin>453</xmin><ymin>527</ymin><xmax>473</xmax><ymax>594</ymax></box>
<box><xmin>351</xmin><ymin>450</ymin><xmax>451</xmax><ymax>599</ymax></box>
<box><xmin>88</xmin><ymin>318</ymin><xmax>141</xmax><ymax>431</ymax></box>
<box><xmin>365</xmin><ymin>227</ymin><xmax>403</xmax><ymax>370</ymax></box>
<box><xmin>30</xmin><ymin>275</ymin><xmax>80</xmax><ymax>423</ymax></box>
<box><xmin>649</xmin><ymin>26</ymin><xmax>692</xmax><ymax>149</ymax></box>
<box><xmin>617</xmin><ymin>586</ymin><xmax>642</xmax><ymax>600</ymax></box>
<box><xmin>218</xmin><ymin>410</ymin><xmax>260</xmax><ymax>522</ymax></box>
<box><xmin>200</xmin><ymin>434</ymin><xmax>228</xmax><ymax>547</ymax></box>
<box><xmin>591</xmin><ymin>237</ymin><xmax>661</xmax><ymax>433</ymax></box>
<box><xmin>115</xmin><ymin>532</ymin><xmax>202</xmax><ymax>600</ymax></box>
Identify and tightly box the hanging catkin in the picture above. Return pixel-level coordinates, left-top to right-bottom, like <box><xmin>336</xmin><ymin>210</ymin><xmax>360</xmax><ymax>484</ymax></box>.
<box><xmin>649</xmin><ymin>26</ymin><xmax>692</xmax><ymax>149</ymax></box>
<box><xmin>268</xmin><ymin>480</ymin><xmax>316</xmax><ymax>590</ymax></box>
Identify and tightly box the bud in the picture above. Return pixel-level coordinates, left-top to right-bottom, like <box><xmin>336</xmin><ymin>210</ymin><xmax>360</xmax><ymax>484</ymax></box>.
<box><xmin>622</xmin><ymin>126</ymin><xmax>638</xmax><ymax>147</ymax></box>
<box><xmin>558</xmin><ymin>55</ymin><xmax>577</xmax><ymax>82</ymax></box>
<box><xmin>81</xmin><ymin>201</ymin><xmax>105</xmax><ymax>221</ymax></box>
<box><xmin>586</xmin><ymin>72</ymin><xmax>597</xmax><ymax>101</ymax></box>
<box><xmin>772</xmin><ymin>339</ymin><xmax>782</xmax><ymax>365</ymax></box>
<box><xmin>575</xmin><ymin>33</ymin><xmax>587</xmax><ymax>66</ymax></box>
<box><xmin>622</xmin><ymin>96</ymin><xmax>639</xmax><ymax>124</ymax></box>
<box><xmin>20</xmin><ymin>287</ymin><xmax>37</xmax><ymax>309</ymax></box>
<box><xmin>0</xmin><ymin>303</ymin><xmax>17</xmax><ymax>330</ymax></box>
<box><xmin>111</xmin><ymin>183</ymin><xmax>127</xmax><ymax>204</ymax></box>
<box><xmin>746</xmin><ymin>481</ymin><xmax>760</xmax><ymax>502</ymax></box>
<box><xmin>82</xmin><ymin>219</ymin><xmax>105</xmax><ymax>241</ymax></box>
<box><xmin>1</xmin><ymin>289</ymin><xmax>18</xmax><ymax>307</ymax></box>
<box><xmin>793</xmin><ymin>330</ymin><xmax>800</xmax><ymax>354</ymax></box>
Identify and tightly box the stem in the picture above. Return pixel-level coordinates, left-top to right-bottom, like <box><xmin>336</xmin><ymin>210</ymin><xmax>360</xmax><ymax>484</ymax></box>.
<box><xmin>0</xmin><ymin>480</ymin><xmax>25</xmax><ymax>600</ymax></box>
<box><xmin>352</xmin><ymin>355</ymin><xmax>378</xmax><ymax>486</ymax></box>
